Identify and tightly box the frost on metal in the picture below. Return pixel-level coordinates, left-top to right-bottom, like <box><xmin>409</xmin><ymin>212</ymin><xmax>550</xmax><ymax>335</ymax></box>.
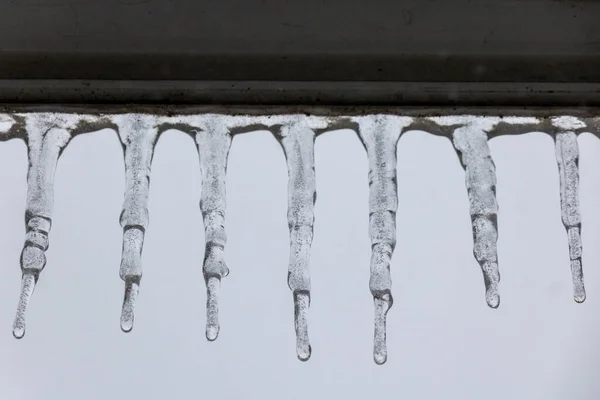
<box><xmin>113</xmin><ymin>114</ymin><xmax>160</xmax><ymax>333</ymax></box>
<box><xmin>354</xmin><ymin>115</ymin><xmax>412</xmax><ymax>365</ymax></box>
<box><xmin>552</xmin><ymin>117</ymin><xmax>587</xmax><ymax>303</ymax></box>
<box><xmin>0</xmin><ymin>111</ymin><xmax>596</xmax><ymax>364</ymax></box>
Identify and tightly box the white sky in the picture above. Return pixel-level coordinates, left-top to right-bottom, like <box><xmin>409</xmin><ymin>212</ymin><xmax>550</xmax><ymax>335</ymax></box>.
<box><xmin>0</xmin><ymin>126</ymin><xmax>599</xmax><ymax>399</ymax></box>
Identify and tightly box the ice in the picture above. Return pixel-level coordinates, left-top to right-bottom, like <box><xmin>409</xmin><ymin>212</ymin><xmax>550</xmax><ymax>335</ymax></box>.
<box><xmin>452</xmin><ymin>124</ymin><xmax>500</xmax><ymax>308</ymax></box>
<box><xmin>275</xmin><ymin>120</ymin><xmax>317</xmax><ymax>361</ymax></box>
<box><xmin>354</xmin><ymin>115</ymin><xmax>412</xmax><ymax>365</ymax></box>
<box><xmin>554</xmin><ymin>130</ymin><xmax>585</xmax><ymax>302</ymax></box>
<box><xmin>193</xmin><ymin>118</ymin><xmax>232</xmax><ymax>341</ymax></box>
<box><xmin>113</xmin><ymin>114</ymin><xmax>160</xmax><ymax>333</ymax></box>
<box><xmin>12</xmin><ymin>113</ymin><xmax>101</xmax><ymax>338</ymax></box>
<box><xmin>1</xmin><ymin>111</ymin><xmax>597</xmax><ymax>356</ymax></box>
<box><xmin>0</xmin><ymin>113</ymin><xmax>15</xmax><ymax>138</ymax></box>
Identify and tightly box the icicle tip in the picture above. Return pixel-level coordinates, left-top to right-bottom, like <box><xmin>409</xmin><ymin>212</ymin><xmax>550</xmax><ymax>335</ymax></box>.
<box><xmin>373</xmin><ymin>293</ymin><xmax>391</xmax><ymax>365</ymax></box>
<box><xmin>205</xmin><ymin>276</ymin><xmax>221</xmax><ymax>341</ymax></box>
<box><xmin>294</xmin><ymin>291</ymin><xmax>311</xmax><ymax>361</ymax></box>
<box><xmin>120</xmin><ymin>280</ymin><xmax>139</xmax><ymax>333</ymax></box>
<box><xmin>13</xmin><ymin>272</ymin><xmax>37</xmax><ymax>339</ymax></box>
<box><xmin>486</xmin><ymin>291</ymin><xmax>500</xmax><ymax>309</ymax></box>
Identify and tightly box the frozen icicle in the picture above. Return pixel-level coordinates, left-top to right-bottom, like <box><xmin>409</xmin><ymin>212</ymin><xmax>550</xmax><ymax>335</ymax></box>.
<box><xmin>193</xmin><ymin>119</ymin><xmax>232</xmax><ymax>341</ymax></box>
<box><xmin>452</xmin><ymin>125</ymin><xmax>500</xmax><ymax>308</ymax></box>
<box><xmin>554</xmin><ymin>133</ymin><xmax>584</xmax><ymax>302</ymax></box>
<box><xmin>12</xmin><ymin>114</ymin><xmax>80</xmax><ymax>338</ymax></box>
<box><xmin>276</xmin><ymin>121</ymin><xmax>317</xmax><ymax>361</ymax></box>
<box><xmin>113</xmin><ymin>114</ymin><xmax>159</xmax><ymax>333</ymax></box>
<box><xmin>553</xmin><ymin>116</ymin><xmax>586</xmax><ymax>303</ymax></box>
<box><xmin>355</xmin><ymin>115</ymin><xmax>411</xmax><ymax>365</ymax></box>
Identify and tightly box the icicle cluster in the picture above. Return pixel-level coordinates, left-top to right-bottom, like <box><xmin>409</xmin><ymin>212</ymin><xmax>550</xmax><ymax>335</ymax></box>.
<box><xmin>113</xmin><ymin>114</ymin><xmax>160</xmax><ymax>332</ymax></box>
<box><xmin>0</xmin><ymin>111</ymin><xmax>594</xmax><ymax>365</ymax></box>
<box><xmin>354</xmin><ymin>115</ymin><xmax>412</xmax><ymax>365</ymax></box>
<box><xmin>274</xmin><ymin>120</ymin><xmax>317</xmax><ymax>361</ymax></box>
<box><xmin>552</xmin><ymin>117</ymin><xmax>587</xmax><ymax>303</ymax></box>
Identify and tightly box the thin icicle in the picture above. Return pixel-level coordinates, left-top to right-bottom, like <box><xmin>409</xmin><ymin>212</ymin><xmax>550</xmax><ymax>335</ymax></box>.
<box><xmin>12</xmin><ymin>114</ymin><xmax>78</xmax><ymax>338</ymax></box>
<box><xmin>276</xmin><ymin>121</ymin><xmax>317</xmax><ymax>362</ymax></box>
<box><xmin>113</xmin><ymin>114</ymin><xmax>159</xmax><ymax>333</ymax></box>
<box><xmin>554</xmin><ymin>132</ymin><xmax>585</xmax><ymax>302</ymax></box>
<box><xmin>355</xmin><ymin>115</ymin><xmax>410</xmax><ymax>365</ymax></box>
<box><xmin>193</xmin><ymin>119</ymin><xmax>232</xmax><ymax>341</ymax></box>
<box><xmin>452</xmin><ymin>125</ymin><xmax>500</xmax><ymax>308</ymax></box>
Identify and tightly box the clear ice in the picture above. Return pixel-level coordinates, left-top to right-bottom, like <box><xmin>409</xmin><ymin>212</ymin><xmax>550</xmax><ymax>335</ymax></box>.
<box><xmin>113</xmin><ymin>114</ymin><xmax>160</xmax><ymax>332</ymax></box>
<box><xmin>554</xmin><ymin>131</ymin><xmax>585</xmax><ymax>302</ymax></box>
<box><xmin>276</xmin><ymin>121</ymin><xmax>317</xmax><ymax>361</ymax></box>
<box><xmin>355</xmin><ymin>115</ymin><xmax>411</xmax><ymax>365</ymax></box>
<box><xmin>12</xmin><ymin>113</ymin><xmax>97</xmax><ymax>338</ymax></box>
<box><xmin>452</xmin><ymin>124</ymin><xmax>500</xmax><ymax>308</ymax></box>
<box><xmin>193</xmin><ymin>118</ymin><xmax>232</xmax><ymax>341</ymax></box>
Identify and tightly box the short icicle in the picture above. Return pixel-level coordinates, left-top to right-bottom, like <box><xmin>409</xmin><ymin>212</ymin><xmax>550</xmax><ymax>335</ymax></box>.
<box><xmin>554</xmin><ymin>131</ymin><xmax>585</xmax><ymax>302</ymax></box>
<box><xmin>452</xmin><ymin>125</ymin><xmax>500</xmax><ymax>308</ymax></box>
<box><xmin>193</xmin><ymin>119</ymin><xmax>232</xmax><ymax>341</ymax></box>
<box><xmin>114</xmin><ymin>114</ymin><xmax>159</xmax><ymax>333</ymax></box>
<box><xmin>13</xmin><ymin>115</ymin><xmax>75</xmax><ymax>338</ymax></box>
<box><xmin>276</xmin><ymin>121</ymin><xmax>317</xmax><ymax>361</ymax></box>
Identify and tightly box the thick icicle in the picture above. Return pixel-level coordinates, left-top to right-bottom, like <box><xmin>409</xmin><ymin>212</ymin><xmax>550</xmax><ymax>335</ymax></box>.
<box><xmin>452</xmin><ymin>125</ymin><xmax>500</xmax><ymax>308</ymax></box>
<box><xmin>13</xmin><ymin>115</ymin><xmax>75</xmax><ymax>338</ymax></box>
<box><xmin>276</xmin><ymin>122</ymin><xmax>317</xmax><ymax>361</ymax></box>
<box><xmin>554</xmin><ymin>131</ymin><xmax>585</xmax><ymax>302</ymax></box>
<box><xmin>193</xmin><ymin>119</ymin><xmax>232</xmax><ymax>341</ymax></box>
<box><xmin>356</xmin><ymin>115</ymin><xmax>408</xmax><ymax>365</ymax></box>
<box><xmin>114</xmin><ymin>115</ymin><xmax>159</xmax><ymax>332</ymax></box>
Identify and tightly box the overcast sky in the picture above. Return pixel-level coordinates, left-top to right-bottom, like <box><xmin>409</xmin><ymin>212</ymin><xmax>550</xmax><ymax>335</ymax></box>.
<box><xmin>0</xmin><ymin>126</ymin><xmax>599</xmax><ymax>399</ymax></box>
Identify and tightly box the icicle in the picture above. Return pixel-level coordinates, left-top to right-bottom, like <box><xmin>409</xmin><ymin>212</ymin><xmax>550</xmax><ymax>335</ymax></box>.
<box><xmin>276</xmin><ymin>121</ymin><xmax>316</xmax><ymax>361</ymax></box>
<box><xmin>452</xmin><ymin>125</ymin><xmax>500</xmax><ymax>308</ymax></box>
<box><xmin>193</xmin><ymin>119</ymin><xmax>232</xmax><ymax>341</ymax></box>
<box><xmin>554</xmin><ymin>132</ymin><xmax>585</xmax><ymax>302</ymax></box>
<box><xmin>113</xmin><ymin>114</ymin><xmax>159</xmax><ymax>333</ymax></box>
<box><xmin>12</xmin><ymin>115</ymin><xmax>75</xmax><ymax>338</ymax></box>
<box><xmin>552</xmin><ymin>116</ymin><xmax>587</xmax><ymax>303</ymax></box>
<box><xmin>355</xmin><ymin>115</ymin><xmax>410</xmax><ymax>365</ymax></box>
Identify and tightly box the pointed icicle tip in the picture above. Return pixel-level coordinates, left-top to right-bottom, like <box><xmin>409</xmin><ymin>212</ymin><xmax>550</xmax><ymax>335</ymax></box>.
<box><xmin>13</xmin><ymin>273</ymin><xmax>36</xmax><ymax>339</ymax></box>
<box><xmin>205</xmin><ymin>276</ymin><xmax>221</xmax><ymax>341</ymax></box>
<box><xmin>120</xmin><ymin>280</ymin><xmax>139</xmax><ymax>333</ymax></box>
<box><xmin>294</xmin><ymin>292</ymin><xmax>311</xmax><ymax>361</ymax></box>
<box><xmin>572</xmin><ymin>260</ymin><xmax>586</xmax><ymax>303</ymax></box>
<box><xmin>486</xmin><ymin>288</ymin><xmax>500</xmax><ymax>309</ymax></box>
<box><xmin>373</xmin><ymin>293</ymin><xmax>392</xmax><ymax>365</ymax></box>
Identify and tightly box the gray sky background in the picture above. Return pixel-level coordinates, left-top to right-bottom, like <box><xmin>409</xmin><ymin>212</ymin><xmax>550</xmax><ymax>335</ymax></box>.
<box><xmin>0</xmin><ymin>127</ymin><xmax>599</xmax><ymax>399</ymax></box>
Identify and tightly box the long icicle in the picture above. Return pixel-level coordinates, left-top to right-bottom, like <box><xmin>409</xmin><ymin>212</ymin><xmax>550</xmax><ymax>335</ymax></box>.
<box><xmin>356</xmin><ymin>116</ymin><xmax>401</xmax><ymax>365</ymax></box>
<box><xmin>554</xmin><ymin>131</ymin><xmax>585</xmax><ymax>302</ymax></box>
<box><xmin>114</xmin><ymin>115</ymin><xmax>159</xmax><ymax>332</ymax></box>
<box><xmin>277</xmin><ymin>122</ymin><xmax>316</xmax><ymax>362</ymax></box>
<box><xmin>452</xmin><ymin>125</ymin><xmax>500</xmax><ymax>309</ymax></box>
<box><xmin>13</xmin><ymin>116</ymin><xmax>73</xmax><ymax>338</ymax></box>
<box><xmin>194</xmin><ymin>120</ymin><xmax>232</xmax><ymax>341</ymax></box>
